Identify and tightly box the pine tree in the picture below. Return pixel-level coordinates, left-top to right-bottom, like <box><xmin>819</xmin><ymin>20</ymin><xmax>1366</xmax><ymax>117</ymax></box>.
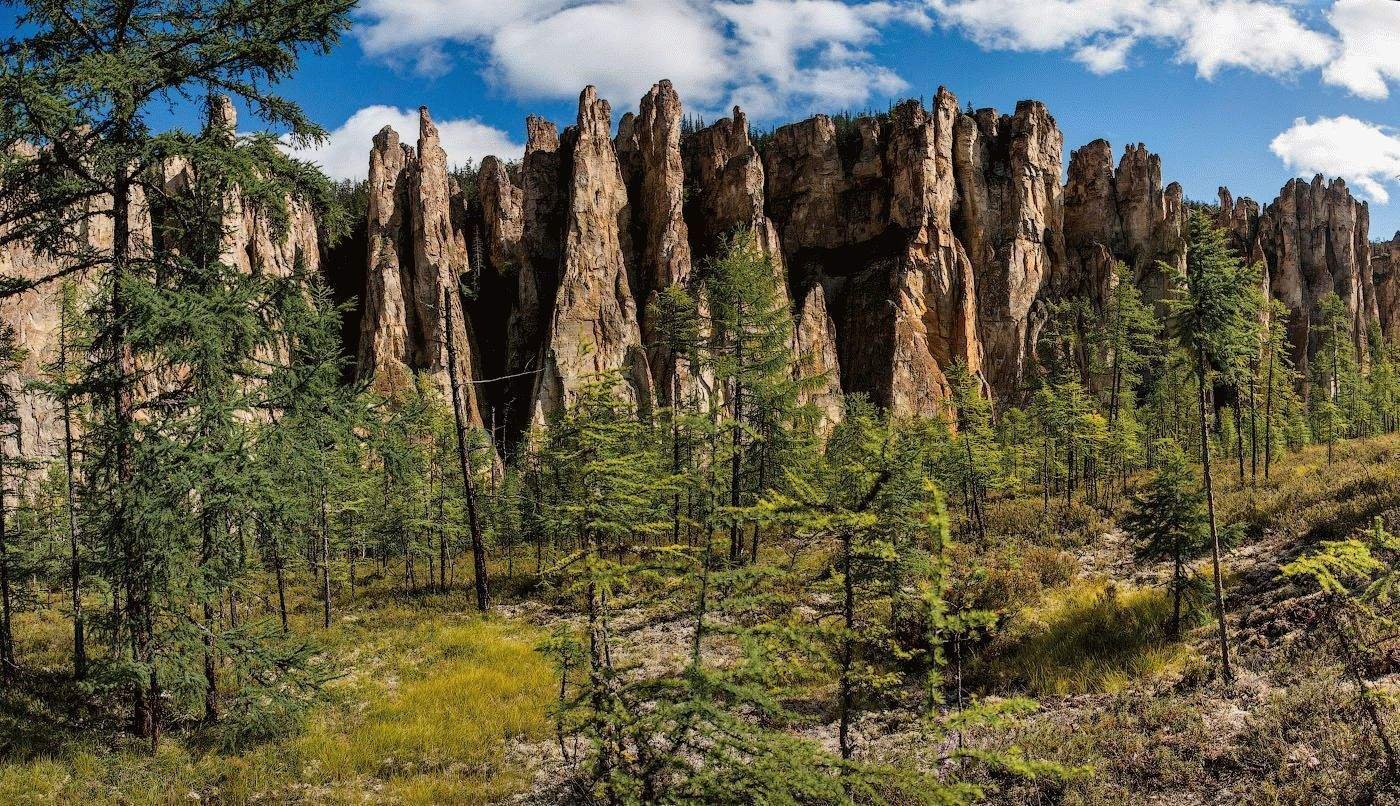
<box><xmin>1311</xmin><ymin>292</ymin><xmax>1356</xmax><ymax>464</ymax></box>
<box><xmin>701</xmin><ymin>230</ymin><xmax>801</xmax><ymax>564</ymax></box>
<box><xmin>0</xmin><ymin>322</ymin><xmax>27</xmax><ymax>684</ymax></box>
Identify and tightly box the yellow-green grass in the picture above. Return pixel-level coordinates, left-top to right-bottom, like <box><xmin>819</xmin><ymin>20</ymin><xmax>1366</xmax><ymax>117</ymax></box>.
<box><xmin>981</xmin><ymin>579</ymin><xmax>1199</xmax><ymax>697</ymax></box>
<box><xmin>1217</xmin><ymin>432</ymin><xmax>1400</xmax><ymax>542</ymax></box>
<box><xmin>0</xmin><ymin>580</ymin><xmax>554</xmax><ymax>805</ymax></box>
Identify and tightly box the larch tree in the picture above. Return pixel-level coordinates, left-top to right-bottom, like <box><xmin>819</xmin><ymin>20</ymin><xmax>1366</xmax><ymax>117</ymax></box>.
<box><xmin>1125</xmin><ymin>439</ymin><xmax>1211</xmax><ymax>637</ymax></box>
<box><xmin>0</xmin><ymin>0</ymin><xmax>353</xmax><ymax>744</ymax></box>
<box><xmin>1167</xmin><ymin>210</ymin><xmax>1260</xmax><ymax>685</ymax></box>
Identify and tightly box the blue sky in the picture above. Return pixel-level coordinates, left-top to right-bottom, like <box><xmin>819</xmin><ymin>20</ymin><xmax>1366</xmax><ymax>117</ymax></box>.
<box><xmin>7</xmin><ymin>0</ymin><xmax>1400</xmax><ymax>237</ymax></box>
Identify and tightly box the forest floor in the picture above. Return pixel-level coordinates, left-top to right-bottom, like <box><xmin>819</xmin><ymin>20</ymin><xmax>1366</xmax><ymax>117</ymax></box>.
<box><xmin>0</xmin><ymin>584</ymin><xmax>556</xmax><ymax>804</ymax></box>
<box><xmin>1</xmin><ymin>435</ymin><xmax>1398</xmax><ymax>804</ymax></box>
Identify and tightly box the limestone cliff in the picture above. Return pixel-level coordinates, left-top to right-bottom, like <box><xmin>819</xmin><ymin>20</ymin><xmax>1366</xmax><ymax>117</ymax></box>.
<box><xmin>9</xmin><ymin>81</ymin><xmax>1396</xmax><ymax>467</ymax></box>
<box><xmin>1218</xmin><ymin>176</ymin><xmax>1378</xmax><ymax>374</ymax></box>
<box><xmin>346</xmin><ymin>81</ymin><xmax>1396</xmax><ymax>439</ymax></box>
<box><xmin>1374</xmin><ymin>233</ymin><xmax>1400</xmax><ymax>343</ymax></box>
<box><xmin>531</xmin><ymin>87</ymin><xmax>651</xmax><ymax>421</ymax></box>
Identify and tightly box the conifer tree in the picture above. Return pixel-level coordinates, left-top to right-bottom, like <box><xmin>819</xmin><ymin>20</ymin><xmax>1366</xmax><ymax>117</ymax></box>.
<box><xmin>0</xmin><ymin>322</ymin><xmax>26</xmax><ymax>684</ymax></box>
<box><xmin>1</xmin><ymin>0</ymin><xmax>353</xmax><ymax>745</ymax></box>
<box><xmin>1125</xmin><ymin>440</ymin><xmax>1210</xmax><ymax>637</ymax></box>
<box><xmin>1168</xmin><ymin>210</ymin><xmax>1259</xmax><ymax>684</ymax></box>
<box><xmin>702</xmin><ymin>231</ymin><xmax>800</xmax><ymax>564</ymax></box>
<box><xmin>1311</xmin><ymin>292</ymin><xmax>1356</xmax><ymax>464</ymax></box>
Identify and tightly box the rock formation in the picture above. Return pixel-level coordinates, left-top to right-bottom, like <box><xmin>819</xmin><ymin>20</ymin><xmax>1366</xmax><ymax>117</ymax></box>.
<box><xmin>952</xmin><ymin>100</ymin><xmax>1064</xmax><ymax>397</ymax></box>
<box><xmin>1218</xmin><ymin>176</ymin><xmax>1378</xmax><ymax>374</ymax></box>
<box><xmin>1374</xmin><ymin>232</ymin><xmax>1400</xmax><ymax>343</ymax></box>
<box><xmin>1062</xmin><ymin>140</ymin><xmax>1186</xmax><ymax>308</ymax></box>
<box><xmin>10</xmin><ymin>80</ymin><xmax>1400</xmax><ymax>468</ymax></box>
<box><xmin>792</xmin><ymin>283</ymin><xmax>844</xmax><ymax>432</ymax></box>
<box><xmin>359</xmin><ymin>124</ymin><xmax>418</xmax><ymax>386</ymax></box>
<box><xmin>348</xmin><ymin>81</ymin><xmax>1400</xmax><ymax>439</ymax></box>
<box><xmin>621</xmin><ymin>80</ymin><xmax>695</xmax><ymax>406</ymax></box>
<box><xmin>531</xmin><ymin>87</ymin><xmax>651</xmax><ymax>421</ymax></box>
<box><xmin>356</xmin><ymin>109</ymin><xmax>486</xmax><ymax>425</ymax></box>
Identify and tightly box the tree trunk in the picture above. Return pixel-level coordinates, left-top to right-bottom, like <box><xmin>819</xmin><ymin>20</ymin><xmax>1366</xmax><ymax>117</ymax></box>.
<box><xmin>0</xmin><ymin>450</ymin><xmax>13</xmax><ymax>685</ymax></box>
<box><xmin>59</xmin><ymin>303</ymin><xmax>85</xmax><ymax>680</ymax></box>
<box><xmin>320</xmin><ymin>488</ymin><xmax>332</xmax><ymax>629</ymax></box>
<box><xmin>1248</xmin><ymin>376</ymin><xmax>1258</xmax><ymax>483</ymax></box>
<box><xmin>442</xmin><ymin>286</ymin><xmax>489</xmax><ymax>611</ymax></box>
<box><xmin>1264</xmin><ymin>348</ymin><xmax>1275</xmax><ymax>481</ymax></box>
<box><xmin>729</xmin><ymin>303</ymin><xmax>745</xmax><ymax>565</ymax></box>
<box><xmin>839</xmin><ymin>528</ymin><xmax>855</xmax><ymax>761</ymax></box>
<box><xmin>201</xmin><ymin>517</ymin><xmax>218</xmax><ymax>724</ymax></box>
<box><xmin>1233</xmin><ymin>396</ymin><xmax>1245</xmax><ymax>486</ymax></box>
<box><xmin>273</xmin><ymin>541</ymin><xmax>288</xmax><ymax>632</ymax></box>
<box><xmin>1197</xmin><ymin>350</ymin><xmax>1233</xmax><ymax>684</ymax></box>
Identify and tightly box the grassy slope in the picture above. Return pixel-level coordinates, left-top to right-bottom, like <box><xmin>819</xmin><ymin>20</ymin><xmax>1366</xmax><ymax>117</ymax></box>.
<box><xmin>0</xmin><ymin>586</ymin><xmax>554</xmax><ymax>805</ymax></box>
<box><xmin>2</xmin><ymin>434</ymin><xmax>1398</xmax><ymax>803</ymax></box>
<box><xmin>966</xmin><ymin>434</ymin><xmax>1400</xmax><ymax>803</ymax></box>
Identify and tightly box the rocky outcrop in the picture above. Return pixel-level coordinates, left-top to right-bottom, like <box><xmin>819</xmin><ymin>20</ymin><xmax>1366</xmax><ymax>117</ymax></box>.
<box><xmin>1218</xmin><ymin>176</ymin><xmax>1377</xmax><ymax>374</ymax></box>
<box><xmin>1062</xmin><ymin>140</ymin><xmax>1186</xmax><ymax>307</ymax></box>
<box><xmin>1374</xmin><ymin>233</ymin><xmax>1400</xmax><ymax>343</ymax></box>
<box><xmin>756</xmin><ymin>89</ymin><xmax>982</xmax><ymax>418</ymax></box>
<box><xmin>793</xmin><ymin>283</ymin><xmax>844</xmax><ymax>432</ymax></box>
<box><xmin>626</xmin><ymin>80</ymin><xmax>695</xmax><ymax>405</ymax></box>
<box><xmin>531</xmin><ymin>87</ymin><xmax>651</xmax><ymax>421</ymax></box>
<box><xmin>952</xmin><ymin>101</ymin><xmax>1064</xmax><ymax>397</ymax></box>
<box><xmin>22</xmin><ymin>79</ymin><xmax>1400</xmax><ymax>471</ymax></box>
<box><xmin>356</xmin><ymin>109</ymin><xmax>486</xmax><ymax>426</ymax></box>
<box><xmin>358</xmin><ymin>125</ymin><xmax>417</xmax><ymax>387</ymax></box>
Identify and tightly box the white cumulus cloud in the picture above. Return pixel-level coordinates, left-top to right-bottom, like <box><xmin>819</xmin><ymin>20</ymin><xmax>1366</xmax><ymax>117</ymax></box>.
<box><xmin>1322</xmin><ymin>0</ymin><xmax>1400</xmax><ymax>100</ymax></box>
<box><xmin>489</xmin><ymin>0</ymin><xmax>732</xmax><ymax>106</ymax></box>
<box><xmin>926</xmin><ymin>0</ymin><xmax>1335</xmax><ymax>81</ymax></box>
<box><xmin>1270</xmin><ymin>116</ymin><xmax>1400</xmax><ymax>204</ymax></box>
<box><xmin>285</xmin><ymin>105</ymin><xmax>523</xmax><ymax>181</ymax></box>
<box><xmin>355</xmin><ymin>0</ymin><xmax>927</xmax><ymax>120</ymax></box>
<box><xmin>352</xmin><ymin>0</ymin><xmax>1400</xmax><ymax>121</ymax></box>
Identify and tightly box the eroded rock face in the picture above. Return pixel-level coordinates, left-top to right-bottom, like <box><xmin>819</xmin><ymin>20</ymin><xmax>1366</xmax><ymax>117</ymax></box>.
<box><xmin>510</xmin><ymin>117</ymin><xmax>567</xmax><ymax>395</ymax></box>
<box><xmin>1219</xmin><ymin>176</ymin><xmax>1377</xmax><ymax>373</ymax></box>
<box><xmin>629</xmin><ymin>80</ymin><xmax>695</xmax><ymax>405</ymax></box>
<box><xmin>793</xmin><ymin>283</ymin><xmax>844</xmax><ymax>432</ymax></box>
<box><xmin>355</xmin><ymin>109</ymin><xmax>486</xmax><ymax>426</ymax></box>
<box><xmin>359</xmin><ymin>125</ymin><xmax>417</xmax><ymax>387</ymax></box>
<box><xmin>952</xmin><ymin>100</ymin><xmax>1064</xmax><ymax>398</ymax></box>
<box><xmin>683</xmin><ymin>106</ymin><xmax>774</xmax><ymax>262</ymax></box>
<box><xmin>1062</xmin><ymin>140</ymin><xmax>1186</xmax><ymax>307</ymax></box>
<box><xmin>477</xmin><ymin>156</ymin><xmax>523</xmax><ymax>277</ymax></box>
<box><xmin>755</xmin><ymin>90</ymin><xmax>984</xmax><ymax>418</ymax></box>
<box><xmin>1374</xmin><ymin>233</ymin><xmax>1400</xmax><ymax>343</ymax></box>
<box><xmin>532</xmin><ymin>86</ymin><xmax>651</xmax><ymax>421</ymax></box>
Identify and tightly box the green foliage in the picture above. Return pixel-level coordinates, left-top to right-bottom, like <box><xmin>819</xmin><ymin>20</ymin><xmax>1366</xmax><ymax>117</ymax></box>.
<box><xmin>1124</xmin><ymin>440</ymin><xmax>1212</xmax><ymax>634</ymax></box>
